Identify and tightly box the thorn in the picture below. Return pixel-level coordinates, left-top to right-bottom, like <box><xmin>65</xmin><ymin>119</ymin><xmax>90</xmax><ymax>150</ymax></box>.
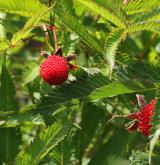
<box><xmin>55</xmin><ymin>48</ymin><xmax>63</xmax><ymax>56</ymax></box>
<box><xmin>66</xmin><ymin>54</ymin><xmax>77</xmax><ymax>62</ymax></box>
<box><xmin>42</xmin><ymin>24</ymin><xmax>49</xmax><ymax>42</ymax></box>
<box><xmin>69</xmin><ymin>64</ymin><xmax>78</xmax><ymax>70</ymax></box>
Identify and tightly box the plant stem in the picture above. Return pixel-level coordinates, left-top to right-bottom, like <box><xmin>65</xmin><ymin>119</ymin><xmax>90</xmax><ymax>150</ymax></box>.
<box><xmin>52</xmin><ymin>27</ymin><xmax>58</xmax><ymax>51</ymax></box>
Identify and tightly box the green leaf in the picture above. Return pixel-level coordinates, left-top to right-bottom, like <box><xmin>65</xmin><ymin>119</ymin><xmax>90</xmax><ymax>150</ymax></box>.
<box><xmin>0</xmin><ymin>38</ymin><xmax>10</xmax><ymax>51</ymax></box>
<box><xmin>89</xmin><ymin>129</ymin><xmax>131</xmax><ymax>164</ymax></box>
<box><xmin>133</xmin><ymin>8</ymin><xmax>160</xmax><ymax>23</ymax></box>
<box><xmin>0</xmin><ymin>128</ymin><xmax>21</xmax><ymax>163</ymax></box>
<box><xmin>127</xmin><ymin>22</ymin><xmax>160</xmax><ymax>34</ymax></box>
<box><xmin>105</xmin><ymin>156</ymin><xmax>130</xmax><ymax>165</ymax></box>
<box><xmin>104</xmin><ymin>28</ymin><xmax>126</xmax><ymax>76</ymax></box>
<box><xmin>55</xmin><ymin>13</ymin><xmax>102</xmax><ymax>52</ymax></box>
<box><xmin>56</xmin><ymin>0</ymin><xmax>76</xmax><ymax>16</ymax></box>
<box><xmin>19</xmin><ymin>69</ymin><xmax>157</xmax><ymax>115</ymax></box>
<box><xmin>31</xmin><ymin>73</ymin><xmax>108</xmax><ymax>114</ymax></box>
<box><xmin>0</xmin><ymin>57</ymin><xmax>20</xmax><ymax>163</ymax></box>
<box><xmin>15</xmin><ymin>121</ymin><xmax>71</xmax><ymax>165</ymax></box>
<box><xmin>0</xmin><ymin>113</ymin><xmax>45</xmax><ymax>127</ymax></box>
<box><xmin>0</xmin><ymin>0</ymin><xmax>47</xmax><ymax>17</ymax></box>
<box><xmin>88</xmin><ymin>82</ymin><xmax>145</xmax><ymax>100</ymax></box>
<box><xmin>0</xmin><ymin>55</ymin><xmax>18</xmax><ymax>112</ymax></box>
<box><xmin>0</xmin><ymin>18</ymin><xmax>19</xmax><ymax>34</ymax></box>
<box><xmin>11</xmin><ymin>5</ymin><xmax>54</xmax><ymax>46</ymax></box>
<box><xmin>77</xmin><ymin>0</ymin><xmax>126</xmax><ymax>28</ymax></box>
<box><xmin>23</xmin><ymin>61</ymin><xmax>40</xmax><ymax>85</ymax></box>
<box><xmin>116</xmin><ymin>62</ymin><xmax>160</xmax><ymax>84</ymax></box>
<box><xmin>123</xmin><ymin>0</ymin><xmax>160</xmax><ymax>15</ymax></box>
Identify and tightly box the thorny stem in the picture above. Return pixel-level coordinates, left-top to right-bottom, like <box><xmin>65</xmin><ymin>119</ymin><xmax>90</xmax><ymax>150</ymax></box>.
<box><xmin>41</xmin><ymin>24</ymin><xmax>53</xmax><ymax>53</ymax></box>
<box><xmin>42</xmin><ymin>24</ymin><xmax>49</xmax><ymax>43</ymax></box>
<box><xmin>52</xmin><ymin>26</ymin><xmax>58</xmax><ymax>51</ymax></box>
<box><xmin>47</xmin><ymin>25</ymin><xmax>58</xmax><ymax>52</ymax></box>
<box><xmin>41</xmin><ymin>24</ymin><xmax>54</xmax><ymax>51</ymax></box>
<box><xmin>48</xmin><ymin>0</ymin><xmax>58</xmax><ymax>52</ymax></box>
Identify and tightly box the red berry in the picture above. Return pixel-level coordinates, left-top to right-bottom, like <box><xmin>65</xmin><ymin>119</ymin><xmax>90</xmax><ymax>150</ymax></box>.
<box><xmin>40</xmin><ymin>55</ymin><xmax>69</xmax><ymax>85</ymax></box>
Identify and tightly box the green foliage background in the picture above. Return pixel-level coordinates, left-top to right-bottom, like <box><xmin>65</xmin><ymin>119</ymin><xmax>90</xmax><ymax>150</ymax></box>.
<box><xmin>0</xmin><ymin>0</ymin><xmax>160</xmax><ymax>164</ymax></box>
